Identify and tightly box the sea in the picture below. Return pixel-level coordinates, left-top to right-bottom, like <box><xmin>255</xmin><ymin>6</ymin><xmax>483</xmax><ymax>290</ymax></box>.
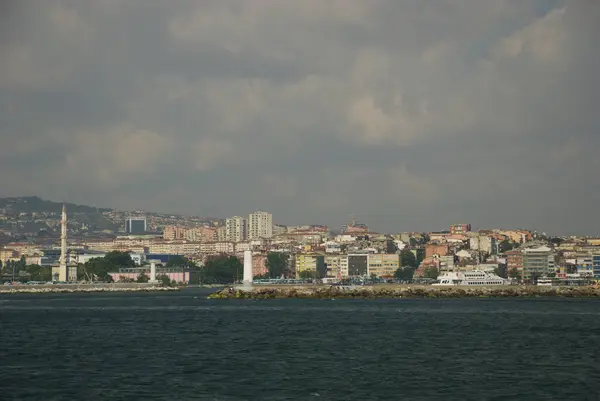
<box><xmin>1</xmin><ymin>288</ymin><xmax>599</xmax><ymax>401</ymax></box>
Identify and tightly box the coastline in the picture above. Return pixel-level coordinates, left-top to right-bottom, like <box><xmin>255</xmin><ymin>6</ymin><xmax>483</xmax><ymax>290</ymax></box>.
<box><xmin>208</xmin><ymin>285</ymin><xmax>600</xmax><ymax>299</ymax></box>
<box><xmin>0</xmin><ymin>283</ymin><xmax>180</xmax><ymax>294</ymax></box>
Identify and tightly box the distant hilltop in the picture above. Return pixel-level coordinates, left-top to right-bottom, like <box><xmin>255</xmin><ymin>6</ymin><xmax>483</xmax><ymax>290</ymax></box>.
<box><xmin>0</xmin><ymin>196</ymin><xmax>222</xmax><ymax>238</ymax></box>
<box><xmin>0</xmin><ymin>196</ymin><xmax>118</xmax><ymax>234</ymax></box>
<box><xmin>0</xmin><ymin>196</ymin><xmax>112</xmax><ymax>215</ymax></box>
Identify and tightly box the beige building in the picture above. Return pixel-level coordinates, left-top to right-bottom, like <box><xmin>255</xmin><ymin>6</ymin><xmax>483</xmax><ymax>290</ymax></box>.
<box><xmin>148</xmin><ymin>241</ymin><xmax>201</xmax><ymax>255</ymax></box>
<box><xmin>163</xmin><ymin>226</ymin><xmax>186</xmax><ymax>240</ymax></box>
<box><xmin>184</xmin><ymin>227</ymin><xmax>218</xmax><ymax>242</ymax></box>
<box><xmin>216</xmin><ymin>226</ymin><xmax>227</xmax><ymax>242</ymax></box>
<box><xmin>226</xmin><ymin>216</ymin><xmax>247</xmax><ymax>242</ymax></box>
<box><xmin>295</xmin><ymin>253</ymin><xmax>326</xmax><ymax>278</ymax></box>
<box><xmin>325</xmin><ymin>254</ymin><xmax>344</xmax><ymax>278</ymax></box>
<box><xmin>367</xmin><ymin>254</ymin><xmax>400</xmax><ymax>278</ymax></box>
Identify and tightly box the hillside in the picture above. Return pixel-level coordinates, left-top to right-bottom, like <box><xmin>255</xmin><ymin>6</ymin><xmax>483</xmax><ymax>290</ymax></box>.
<box><xmin>0</xmin><ymin>196</ymin><xmax>118</xmax><ymax>232</ymax></box>
<box><xmin>0</xmin><ymin>196</ymin><xmax>111</xmax><ymax>214</ymax></box>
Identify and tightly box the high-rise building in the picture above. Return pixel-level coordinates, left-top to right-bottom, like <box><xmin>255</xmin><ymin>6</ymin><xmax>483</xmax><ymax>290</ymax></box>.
<box><xmin>226</xmin><ymin>216</ymin><xmax>247</xmax><ymax>243</ymax></box>
<box><xmin>522</xmin><ymin>246</ymin><xmax>555</xmax><ymax>280</ymax></box>
<box><xmin>247</xmin><ymin>211</ymin><xmax>273</xmax><ymax>240</ymax></box>
<box><xmin>126</xmin><ymin>218</ymin><xmax>147</xmax><ymax>234</ymax></box>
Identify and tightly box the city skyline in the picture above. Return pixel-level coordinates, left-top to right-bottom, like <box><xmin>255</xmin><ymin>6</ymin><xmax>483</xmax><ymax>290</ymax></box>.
<box><xmin>1</xmin><ymin>1</ymin><xmax>599</xmax><ymax>236</ymax></box>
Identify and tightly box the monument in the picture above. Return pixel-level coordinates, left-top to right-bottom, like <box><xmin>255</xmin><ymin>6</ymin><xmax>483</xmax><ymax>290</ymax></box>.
<box><xmin>243</xmin><ymin>250</ymin><xmax>253</xmax><ymax>286</ymax></box>
<box><xmin>148</xmin><ymin>260</ymin><xmax>159</xmax><ymax>285</ymax></box>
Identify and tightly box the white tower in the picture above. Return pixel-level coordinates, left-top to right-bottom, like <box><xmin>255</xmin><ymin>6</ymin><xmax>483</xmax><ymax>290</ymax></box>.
<box><xmin>148</xmin><ymin>260</ymin><xmax>158</xmax><ymax>284</ymax></box>
<box><xmin>59</xmin><ymin>203</ymin><xmax>69</xmax><ymax>282</ymax></box>
<box><xmin>243</xmin><ymin>250</ymin><xmax>253</xmax><ymax>285</ymax></box>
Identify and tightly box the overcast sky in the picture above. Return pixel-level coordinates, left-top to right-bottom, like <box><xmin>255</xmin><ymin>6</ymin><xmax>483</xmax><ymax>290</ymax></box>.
<box><xmin>1</xmin><ymin>1</ymin><xmax>599</xmax><ymax>235</ymax></box>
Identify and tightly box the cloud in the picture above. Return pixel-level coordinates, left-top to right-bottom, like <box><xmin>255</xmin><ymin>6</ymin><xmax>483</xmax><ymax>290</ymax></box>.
<box><xmin>0</xmin><ymin>0</ymin><xmax>598</xmax><ymax>235</ymax></box>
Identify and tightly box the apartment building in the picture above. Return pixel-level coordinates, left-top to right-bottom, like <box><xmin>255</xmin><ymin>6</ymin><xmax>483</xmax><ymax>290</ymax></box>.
<box><xmin>367</xmin><ymin>253</ymin><xmax>400</xmax><ymax>278</ymax></box>
<box><xmin>184</xmin><ymin>227</ymin><xmax>218</xmax><ymax>242</ymax></box>
<box><xmin>226</xmin><ymin>216</ymin><xmax>247</xmax><ymax>243</ymax></box>
<box><xmin>247</xmin><ymin>211</ymin><xmax>273</xmax><ymax>240</ymax></box>
<box><xmin>506</xmin><ymin>250</ymin><xmax>524</xmax><ymax>274</ymax></box>
<box><xmin>163</xmin><ymin>226</ymin><xmax>186</xmax><ymax>240</ymax></box>
<box><xmin>522</xmin><ymin>246</ymin><xmax>555</xmax><ymax>279</ymax></box>
<box><xmin>325</xmin><ymin>254</ymin><xmax>343</xmax><ymax>278</ymax></box>
<box><xmin>295</xmin><ymin>253</ymin><xmax>326</xmax><ymax>278</ymax></box>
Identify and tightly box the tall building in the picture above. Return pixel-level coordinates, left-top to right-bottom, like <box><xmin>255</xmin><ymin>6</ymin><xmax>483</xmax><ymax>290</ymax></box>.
<box><xmin>126</xmin><ymin>217</ymin><xmax>147</xmax><ymax>234</ymax></box>
<box><xmin>247</xmin><ymin>211</ymin><xmax>273</xmax><ymax>240</ymax></box>
<box><xmin>506</xmin><ymin>250</ymin><xmax>524</xmax><ymax>275</ymax></box>
<box><xmin>226</xmin><ymin>216</ymin><xmax>247</xmax><ymax>243</ymax></box>
<box><xmin>522</xmin><ymin>246</ymin><xmax>555</xmax><ymax>280</ymax></box>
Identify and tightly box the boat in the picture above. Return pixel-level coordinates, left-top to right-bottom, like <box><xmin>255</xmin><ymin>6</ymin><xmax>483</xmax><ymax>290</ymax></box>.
<box><xmin>433</xmin><ymin>270</ymin><xmax>511</xmax><ymax>286</ymax></box>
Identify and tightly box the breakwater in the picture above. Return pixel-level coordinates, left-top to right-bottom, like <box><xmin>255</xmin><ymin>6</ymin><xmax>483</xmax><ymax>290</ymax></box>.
<box><xmin>0</xmin><ymin>284</ymin><xmax>180</xmax><ymax>294</ymax></box>
<box><xmin>208</xmin><ymin>285</ymin><xmax>600</xmax><ymax>299</ymax></box>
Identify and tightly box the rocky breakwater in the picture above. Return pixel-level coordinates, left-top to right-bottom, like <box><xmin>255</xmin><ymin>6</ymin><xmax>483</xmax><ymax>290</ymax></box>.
<box><xmin>207</xmin><ymin>285</ymin><xmax>600</xmax><ymax>300</ymax></box>
<box><xmin>0</xmin><ymin>285</ymin><xmax>180</xmax><ymax>294</ymax></box>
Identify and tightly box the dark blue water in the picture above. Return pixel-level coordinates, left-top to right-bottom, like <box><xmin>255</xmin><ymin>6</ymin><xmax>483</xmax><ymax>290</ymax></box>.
<box><xmin>1</xmin><ymin>289</ymin><xmax>599</xmax><ymax>400</ymax></box>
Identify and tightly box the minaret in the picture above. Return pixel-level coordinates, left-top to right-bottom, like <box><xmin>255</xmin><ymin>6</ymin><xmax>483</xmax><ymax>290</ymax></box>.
<box><xmin>59</xmin><ymin>203</ymin><xmax>68</xmax><ymax>281</ymax></box>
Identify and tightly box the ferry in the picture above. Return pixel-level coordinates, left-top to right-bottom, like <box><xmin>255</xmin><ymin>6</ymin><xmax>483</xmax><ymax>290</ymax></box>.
<box><xmin>433</xmin><ymin>271</ymin><xmax>511</xmax><ymax>286</ymax></box>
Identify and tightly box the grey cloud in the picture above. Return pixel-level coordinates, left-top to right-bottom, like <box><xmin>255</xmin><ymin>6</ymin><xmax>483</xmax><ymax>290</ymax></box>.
<box><xmin>0</xmin><ymin>0</ymin><xmax>598</xmax><ymax>235</ymax></box>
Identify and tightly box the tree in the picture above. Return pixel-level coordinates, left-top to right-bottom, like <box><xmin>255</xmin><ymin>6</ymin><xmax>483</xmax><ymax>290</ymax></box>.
<box><xmin>103</xmin><ymin>251</ymin><xmax>135</xmax><ymax>268</ymax></box>
<box><xmin>166</xmin><ymin>255</ymin><xmax>196</xmax><ymax>268</ymax></box>
<box><xmin>508</xmin><ymin>268</ymin><xmax>521</xmax><ymax>281</ymax></box>
<box><xmin>423</xmin><ymin>267</ymin><xmax>439</xmax><ymax>280</ymax></box>
<box><xmin>298</xmin><ymin>270</ymin><xmax>316</xmax><ymax>279</ymax></box>
<box><xmin>156</xmin><ymin>274</ymin><xmax>172</xmax><ymax>286</ymax></box>
<box><xmin>136</xmin><ymin>272</ymin><xmax>149</xmax><ymax>283</ymax></box>
<box><xmin>118</xmin><ymin>276</ymin><xmax>135</xmax><ymax>283</ymax></box>
<box><xmin>494</xmin><ymin>265</ymin><xmax>508</xmax><ymax>279</ymax></box>
<box><xmin>25</xmin><ymin>264</ymin><xmax>51</xmax><ymax>282</ymax></box>
<box><xmin>200</xmin><ymin>255</ymin><xmax>243</xmax><ymax>284</ymax></box>
<box><xmin>394</xmin><ymin>267</ymin><xmax>415</xmax><ymax>280</ymax></box>
<box><xmin>266</xmin><ymin>252</ymin><xmax>288</xmax><ymax>278</ymax></box>
<box><xmin>400</xmin><ymin>250</ymin><xmax>417</xmax><ymax>268</ymax></box>
<box><xmin>84</xmin><ymin>257</ymin><xmax>115</xmax><ymax>282</ymax></box>
<box><xmin>499</xmin><ymin>239</ymin><xmax>517</xmax><ymax>253</ymax></box>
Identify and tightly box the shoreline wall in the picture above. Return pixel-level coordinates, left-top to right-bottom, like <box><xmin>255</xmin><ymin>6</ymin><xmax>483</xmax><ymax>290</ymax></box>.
<box><xmin>0</xmin><ymin>283</ymin><xmax>180</xmax><ymax>294</ymax></box>
<box><xmin>208</xmin><ymin>285</ymin><xmax>600</xmax><ymax>299</ymax></box>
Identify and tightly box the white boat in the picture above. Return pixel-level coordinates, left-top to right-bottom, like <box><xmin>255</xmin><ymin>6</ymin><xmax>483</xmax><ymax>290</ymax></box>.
<box><xmin>433</xmin><ymin>270</ymin><xmax>511</xmax><ymax>286</ymax></box>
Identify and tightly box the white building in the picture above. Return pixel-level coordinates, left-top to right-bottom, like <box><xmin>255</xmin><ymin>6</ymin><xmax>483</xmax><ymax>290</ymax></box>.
<box><xmin>226</xmin><ymin>216</ymin><xmax>247</xmax><ymax>243</ymax></box>
<box><xmin>522</xmin><ymin>246</ymin><xmax>555</xmax><ymax>279</ymax></box>
<box><xmin>247</xmin><ymin>211</ymin><xmax>273</xmax><ymax>240</ymax></box>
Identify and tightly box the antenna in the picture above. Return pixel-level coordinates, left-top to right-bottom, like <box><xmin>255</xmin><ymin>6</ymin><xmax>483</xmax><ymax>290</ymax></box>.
<box><xmin>350</xmin><ymin>213</ymin><xmax>356</xmax><ymax>226</ymax></box>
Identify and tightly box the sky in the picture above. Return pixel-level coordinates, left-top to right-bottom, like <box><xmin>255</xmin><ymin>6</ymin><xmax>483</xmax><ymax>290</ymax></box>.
<box><xmin>1</xmin><ymin>0</ymin><xmax>599</xmax><ymax>235</ymax></box>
